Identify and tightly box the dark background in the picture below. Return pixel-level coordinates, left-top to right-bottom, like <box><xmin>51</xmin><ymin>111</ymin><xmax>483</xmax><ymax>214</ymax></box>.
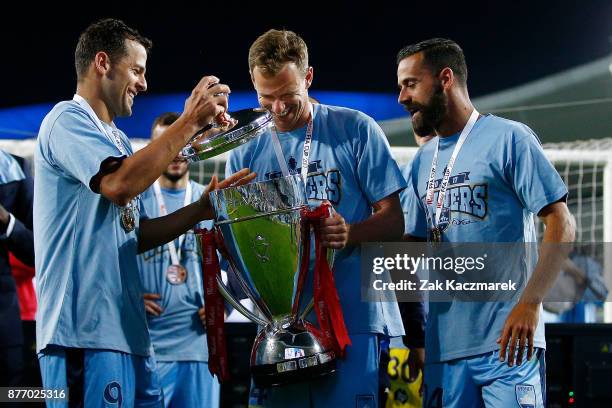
<box><xmin>1</xmin><ymin>1</ymin><xmax>611</xmax><ymax>109</ymax></box>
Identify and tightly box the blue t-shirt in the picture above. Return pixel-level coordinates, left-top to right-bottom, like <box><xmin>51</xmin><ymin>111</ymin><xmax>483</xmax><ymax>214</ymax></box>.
<box><xmin>137</xmin><ymin>180</ymin><xmax>212</xmax><ymax>362</ymax></box>
<box><xmin>404</xmin><ymin>114</ymin><xmax>568</xmax><ymax>363</ymax></box>
<box><xmin>34</xmin><ymin>100</ymin><xmax>150</xmax><ymax>356</ymax></box>
<box><xmin>0</xmin><ymin>151</ymin><xmax>25</xmax><ymax>184</ymax></box>
<box><xmin>226</xmin><ymin>103</ymin><xmax>407</xmax><ymax>336</ymax></box>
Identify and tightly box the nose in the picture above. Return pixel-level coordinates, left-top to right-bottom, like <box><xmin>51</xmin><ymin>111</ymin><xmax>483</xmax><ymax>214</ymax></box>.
<box><xmin>398</xmin><ymin>87</ymin><xmax>411</xmax><ymax>106</ymax></box>
<box><xmin>137</xmin><ymin>75</ymin><xmax>147</xmax><ymax>93</ymax></box>
<box><xmin>271</xmin><ymin>99</ymin><xmax>286</xmax><ymax>114</ymax></box>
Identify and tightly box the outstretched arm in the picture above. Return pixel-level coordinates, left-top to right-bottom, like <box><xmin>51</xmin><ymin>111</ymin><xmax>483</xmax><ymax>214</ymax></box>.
<box><xmin>137</xmin><ymin>169</ymin><xmax>255</xmax><ymax>253</ymax></box>
<box><xmin>497</xmin><ymin>201</ymin><xmax>575</xmax><ymax>366</ymax></box>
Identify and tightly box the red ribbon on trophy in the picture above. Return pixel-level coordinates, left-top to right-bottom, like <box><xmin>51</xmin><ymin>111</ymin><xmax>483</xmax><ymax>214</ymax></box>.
<box><xmin>300</xmin><ymin>202</ymin><xmax>351</xmax><ymax>358</ymax></box>
<box><xmin>196</xmin><ymin>228</ymin><xmax>230</xmax><ymax>382</ymax></box>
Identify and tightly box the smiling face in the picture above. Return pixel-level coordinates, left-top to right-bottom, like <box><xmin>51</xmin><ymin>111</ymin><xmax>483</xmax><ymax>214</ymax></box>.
<box><xmin>397</xmin><ymin>52</ymin><xmax>448</xmax><ymax>136</ymax></box>
<box><xmin>102</xmin><ymin>39</ymin><xmax>147</xmax><ymax>119</ymax></box>
<box><xmin>252</xmin><ymin>62</ymin><xmax>313</xmax><ymax>132</ymax></box>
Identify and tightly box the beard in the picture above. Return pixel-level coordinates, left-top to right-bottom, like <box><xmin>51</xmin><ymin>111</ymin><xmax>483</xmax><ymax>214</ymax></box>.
<box><xmin>411</xmin><ymin>83</ymin><xmax>447</xmax><ymax>136</ymax></box>
<box><xmin>163</xmin><ymin>169</ymin><xmax>187</xmax><ymax>182</ymax></box>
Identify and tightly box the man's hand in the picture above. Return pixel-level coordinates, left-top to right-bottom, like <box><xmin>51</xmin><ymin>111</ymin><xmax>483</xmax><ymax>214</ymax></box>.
<box><xmin>320</xmin><ymin>203</ymin><xmax>350</xmax><ymax>249</ymax></box>
<box><xmin>407</xmin><ymin>347</ymin><xmax>425</xmax><ymax>395</ymax></box>
<box><xmin>496</xmin><ymin>302</ymin><xmax>540</xmax><ymax>366</ymax></box>
<box><xmin>143</xmin><ymin>293</ymin><xmax>163</xmax><ymax>317</ymax></box>
<box><xmin>0</xmin><ymin>203</ymin><xmax>9</xmax><ymax>225</ymax></box>
<box><xmin>198</xmin><ymin>306</ymin><xmax>205</xmax><ymax>325</ymax></box>
<box><xmin>198</xmin><ymin>168</ymin><xmax>257</xmax><ymax>219</ymax></box>
<box><xmin>182</xmin><ymin>76</ymin><xmax>232</xmax><ymax>131</ymax></box>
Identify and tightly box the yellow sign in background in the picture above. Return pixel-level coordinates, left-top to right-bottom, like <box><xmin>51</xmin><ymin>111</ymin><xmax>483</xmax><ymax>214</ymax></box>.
<box><xmin>386</xmin><ymin>348</ymin><xmax>423</xmax><ymax>408</ymax></box>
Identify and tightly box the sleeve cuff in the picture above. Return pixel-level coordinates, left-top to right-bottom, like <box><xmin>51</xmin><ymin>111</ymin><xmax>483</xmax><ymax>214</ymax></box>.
<box><xmin>0</xmin><ymin>213</ymin><xmax>16</xmax><ymax>239</ymax></box>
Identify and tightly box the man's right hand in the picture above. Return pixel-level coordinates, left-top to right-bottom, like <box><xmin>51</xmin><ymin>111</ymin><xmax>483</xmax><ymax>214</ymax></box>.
<box><xmin>182</xmin><ymin>76</ymin><xmax>232</xmax><ymax>131</ymax></box>
<box><xmin>144</xmin><ymin>293</ymin><xmax>163</xmax><ymax>316</ymax></box>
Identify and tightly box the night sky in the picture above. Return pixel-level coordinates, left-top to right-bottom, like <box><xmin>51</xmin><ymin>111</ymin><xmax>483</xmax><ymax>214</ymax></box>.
<box><xmin>2</xmin><ymin>0</ymin><xmax>610</xmax><ymax>109</ymax></box>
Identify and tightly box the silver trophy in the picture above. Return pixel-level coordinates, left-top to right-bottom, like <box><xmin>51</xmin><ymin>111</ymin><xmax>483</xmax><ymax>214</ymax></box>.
<box><xmin>208</xmin><ymin>174</ymin><xmax>337</xmax><ymax>387</ymax></box>
<box><xmin>180</xmin><ymin>107</ymin><xmax>273</xmax><ymax>162</ymax></box>
<box><xmin>186</xmin><ymin>110</ymin><xmax>338</xmax><ymax>386</ymax></box>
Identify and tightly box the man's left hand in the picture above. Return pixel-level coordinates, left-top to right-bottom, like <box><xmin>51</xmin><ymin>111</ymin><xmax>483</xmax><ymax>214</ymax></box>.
<box><xmin>320</xmin><ymin>205</ymin><xmax>350</xmax><ymax>249</ymax></box>
<box><xmin>0</xmin><ymin>203</ymin><xmax>9</xmax><ymax>226</ymax></box>
<box><xmin>496</xmin><ymin>302</ymin><xmax>540</xmax><ymax>366</ymax></box>
<box><xmin>198</xmin><ymin>168</ymin><xmax>256</xmax><ymax>219</ymax></box>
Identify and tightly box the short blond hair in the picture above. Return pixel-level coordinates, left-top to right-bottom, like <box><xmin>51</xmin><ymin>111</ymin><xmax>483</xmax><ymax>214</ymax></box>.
<box><xmin>248</xmin><ymin>29</ymin><xmax>309</xmax><ymax>77</ymax></box>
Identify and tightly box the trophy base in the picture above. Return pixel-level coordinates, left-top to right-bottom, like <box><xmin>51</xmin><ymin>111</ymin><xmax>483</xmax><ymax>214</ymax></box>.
<box><xmin>251</xmin><ymin>320</ymin><xmax>337</xmax><ymax>388</ymax></box>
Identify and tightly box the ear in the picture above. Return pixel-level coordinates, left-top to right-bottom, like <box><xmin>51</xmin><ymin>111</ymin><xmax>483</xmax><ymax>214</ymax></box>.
<box><xmin>304</xmin><ymin>66</ymin><xmax>314</xmax><ymax>89</ymax></box>
<box><xmin>94</xmin><ymin>51</ymin><xmax>111</xmax><ymax>75</ymax></box>
<box><xmin>438</xmin><ymin>67</ymin><xmax>454</xmax><ymax>90</ymax></box>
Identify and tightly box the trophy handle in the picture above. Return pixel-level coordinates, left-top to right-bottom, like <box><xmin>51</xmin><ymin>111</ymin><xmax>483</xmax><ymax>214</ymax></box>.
<box><xmin>216</xmin><ymin>275</ymin><xmax>268</xmax><ymax>326</ymax></box>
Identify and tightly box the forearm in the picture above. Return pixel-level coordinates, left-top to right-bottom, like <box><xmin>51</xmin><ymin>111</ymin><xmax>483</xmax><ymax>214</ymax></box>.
<box><xmin>138</xmin><ymin>199</ymin><xmax>211</xmax><ymax>253</ymax></box>
<box><xmin>2</xmin><ymin>218</ymin><xmax>34</xmax><ymax>266</ymax></box>
<box><xmin>520</xmin><ymin>208</ymin><xmax>575</xmax><ymax>303</ymax></box>
<box><xmin>101</xmin><ymin>116</ymin><xmax>199</xmax><ymax>205</ymax></box>
<box><xmin>347</xmin><ymin>204</ymin><xmax>404</xmax><ymax>246</ymax></box>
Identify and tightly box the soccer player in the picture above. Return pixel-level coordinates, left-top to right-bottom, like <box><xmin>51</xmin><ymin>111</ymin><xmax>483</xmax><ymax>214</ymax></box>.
<box><xmin>227</xmin><ymin>29</ymin><xmax>406</xmax><ymax>407</ymax></box>
<box><xmin>397</xmin><ymin>38</ymin><xmax>575</xmax><ymax>407</ymax></box>
<box><xmin>34</xmin><ymin>18</ymin><xmax>252</xmax><ymax>406</ymax></box>
<box><xmin>138</xmin><ymin>112</ymin><xmax>219</xmax><ymax>407</ymax></box>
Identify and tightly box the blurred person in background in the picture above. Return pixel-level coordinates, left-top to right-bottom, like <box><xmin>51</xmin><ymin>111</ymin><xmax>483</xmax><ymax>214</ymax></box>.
<box><xmin>0</xmin><ymin>149</ymin><xmax>34</xmax><ymax>388</ymax></box>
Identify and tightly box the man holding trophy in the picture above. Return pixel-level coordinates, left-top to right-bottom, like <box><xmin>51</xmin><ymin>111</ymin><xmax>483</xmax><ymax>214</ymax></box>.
<box><xmin>33</xmin><ymin>18</ymin><xmax>253</xmax><ymax>406</ymax></box>
<box><xmin>223</xmin><ymin>29</ymin><xmax>407</xmax><ymax>407</ymax></box>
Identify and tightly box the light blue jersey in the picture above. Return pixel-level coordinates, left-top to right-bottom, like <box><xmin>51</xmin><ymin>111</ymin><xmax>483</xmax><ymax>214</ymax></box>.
<box><xmin>0</xmin><ymin>150</ymin><xmax>25</xmax><ymax>184</ymax></box>
<box><xmin>226</xmin><ymin>103</ymin><xmax>407</xmax><ymax>336</ymax></box>
<box><xmin>404</xmin><ymin>114</ymin><xmax>567</xmax><ymax>363</ymax></box>
<box><xmin>34</xmin><ymin>100</ymin><xmax>150</xmax><ymax>356</ymax></box>
<box><xmin>137</xmin><ymin>180</ymin><xmax>211</xmax><ymax>362</ymax></box>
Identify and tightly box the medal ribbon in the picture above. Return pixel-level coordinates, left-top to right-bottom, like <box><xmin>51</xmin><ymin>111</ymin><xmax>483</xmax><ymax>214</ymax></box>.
<box><xmin>424</xmin><ymin>109</ymin><xmax>479</xmax><ymax>235</ymax></box>
<box><xmin>300</xmin><ymin>202</ymin><xmax>351</xmax><ymax>358</ymax></box>
<box><xmin>73</xmin><ymin>94</ymin><xmax>137</xmax><ymax>228</ymax></box>
<box><xmin>196</xmin><ymin>228</ymin><xmax>230</xmax><ymax>382</ymax></box>
<box><xmin>153</xmin><ymin>181</ymin><xmax>193</xmax><ymax>265</ymax></box>
<box><xmin>73</xmin><ymin>94</ymin><xmax>127</xmax><ymax>155</ymax></box>
<box><xmin>269</xmin><ymin>104</ymin><xmax>315</xmax><ymax>185</ymax></box>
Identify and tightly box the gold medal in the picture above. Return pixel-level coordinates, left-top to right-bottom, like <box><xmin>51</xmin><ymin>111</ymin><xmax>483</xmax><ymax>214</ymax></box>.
<box><xmin>166</xmin><ymin>264</ymin><xmax>188</xmax><ymax>285</ymax></box>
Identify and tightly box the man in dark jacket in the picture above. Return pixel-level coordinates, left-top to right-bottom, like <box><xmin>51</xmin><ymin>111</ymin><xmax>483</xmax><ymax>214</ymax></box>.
<box><xmin>0</xmin><ymin>150</ymin><xmax>34</xmax><ymax>386</ymax></box>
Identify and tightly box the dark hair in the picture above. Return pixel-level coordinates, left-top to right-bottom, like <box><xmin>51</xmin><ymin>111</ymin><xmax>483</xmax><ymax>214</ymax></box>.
<box><xmin>248</xmin><ymin>29</ymin><xmax>308</xmax><ymax>76</ymax></box>
<box><xmin>151</xmin><ymin>112</ymin><xmax>179</xmax><ymax>133</ymax></box>
<box><xmin>75</xmin><ymin>18</ymin><xmax>152</xmax><ymax>80</ymax></box>
<box><xmin>396</xmin><ymin>38</ymin><xmax>467</xmax><ymax>86</ymax></box>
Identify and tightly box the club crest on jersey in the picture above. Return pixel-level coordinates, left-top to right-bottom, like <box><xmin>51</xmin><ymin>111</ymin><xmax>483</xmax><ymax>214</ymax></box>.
<box><xmin>515</xmin><ymin>384</ymin><xmax>536</xmax><ymax>408</ymax></box>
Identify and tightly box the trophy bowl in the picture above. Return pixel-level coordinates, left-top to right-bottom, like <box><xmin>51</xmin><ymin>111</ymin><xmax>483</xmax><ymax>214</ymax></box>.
<box><xmin>208</xmin><ymin>174</ymin><xmax>337</xmax><ymax>387</ymax></box>
<box><xmin>180</xmin><ymin>107</ymin><xmax>273</xmax><ymax>162</ymax></box>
